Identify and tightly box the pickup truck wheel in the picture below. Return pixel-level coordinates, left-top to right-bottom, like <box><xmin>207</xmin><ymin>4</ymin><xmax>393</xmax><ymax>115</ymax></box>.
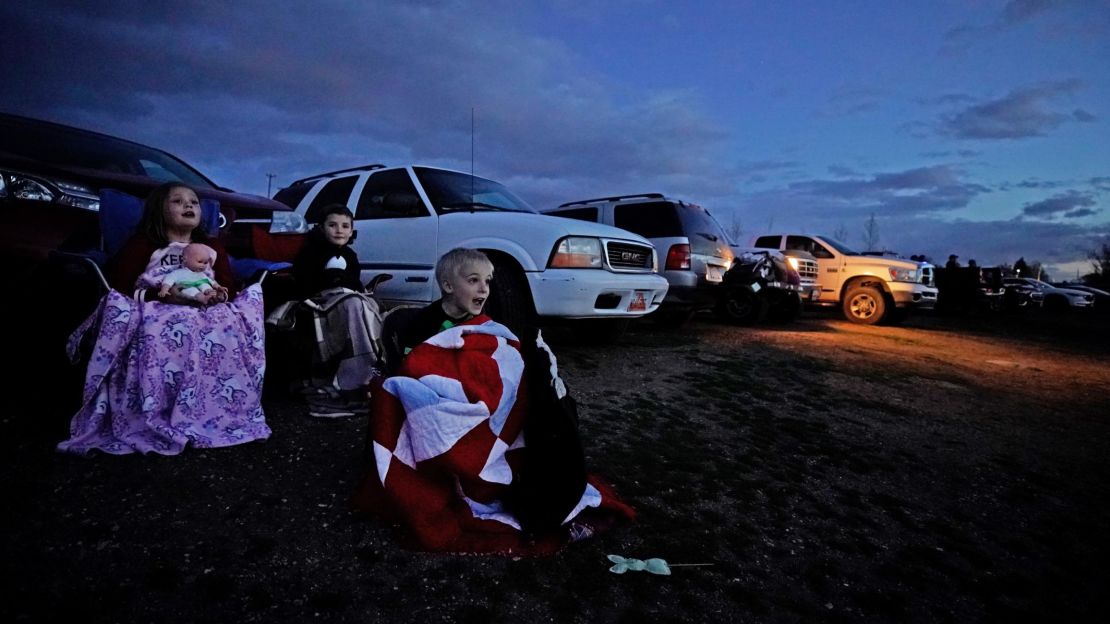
<box><xmin>717</xmin><ymin>287</ymin><xmax>768</xmax><ymax>325</ymax></box>
<box><xmin>486</xmin><ymin>257</ymin><xmax>535</xmax><ymax>336</ymax></box>
<box><xmin>843</xmin><ymin>285</ymin><xmax>886</xmax><ymax>325</ymax></box>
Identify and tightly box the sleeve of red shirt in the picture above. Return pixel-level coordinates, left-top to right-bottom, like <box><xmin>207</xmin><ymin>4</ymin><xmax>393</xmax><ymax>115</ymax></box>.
<box><xmin>208</xmin><ymin>239</ymin><xmax>238</xmax><ymax>298</ymax></box>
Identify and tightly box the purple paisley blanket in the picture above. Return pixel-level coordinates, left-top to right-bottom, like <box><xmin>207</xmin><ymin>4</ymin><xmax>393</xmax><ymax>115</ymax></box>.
<box><xmin>57</xmin><ymin>284</ymin><xmax>271</xmax><ymax>455</ymax></box>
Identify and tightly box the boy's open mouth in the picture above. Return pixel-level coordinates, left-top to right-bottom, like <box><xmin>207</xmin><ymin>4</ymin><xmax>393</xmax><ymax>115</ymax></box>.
<box><xmin>473</xmin><ymin>297</ymin><xmax>485</xmax><ymax>307</ymax></box>
<box><xmin>182</xmin><ymin>211</ymin><xmax>196</xmax><ymax>218</ymax></box>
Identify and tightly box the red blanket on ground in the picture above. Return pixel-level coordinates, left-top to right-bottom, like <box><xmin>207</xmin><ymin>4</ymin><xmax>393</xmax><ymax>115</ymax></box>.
<box><xmin>352</xmin><ymin>316</ymin><xmax>633</xmax><ymax>554</ymax></box>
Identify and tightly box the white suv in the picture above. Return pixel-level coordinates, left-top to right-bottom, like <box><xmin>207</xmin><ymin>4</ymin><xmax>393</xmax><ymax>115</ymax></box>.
<box><xmin>543</xmin><ymin>193</ymin><xmax>733</xmax><ymax>325</ymax></box>
<box><xmin>273</xmin><ymin>165</ymin><xmax>668</xmax><ymax>333</ymax></box>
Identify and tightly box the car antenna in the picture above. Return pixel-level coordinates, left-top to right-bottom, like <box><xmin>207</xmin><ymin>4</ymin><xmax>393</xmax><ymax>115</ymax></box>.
<box><xmin>470</xmin><ymin>106</ymin><xmax>476</xmax><ymax>208</ymax></box>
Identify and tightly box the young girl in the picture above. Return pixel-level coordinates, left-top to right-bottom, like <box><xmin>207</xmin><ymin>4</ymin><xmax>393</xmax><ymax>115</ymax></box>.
<box><xmin>285</xmin><ymin>204</ymin><xmax>383</xmax><ymax>417</ymax></box>
<box><xmin>58</xmin><ymin>183</ymin><xmax>271</xmax><ymax>455</ymax></box>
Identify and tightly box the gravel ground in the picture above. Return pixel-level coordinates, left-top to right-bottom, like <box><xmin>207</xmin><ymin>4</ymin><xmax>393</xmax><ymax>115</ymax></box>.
<box><xmin>3</xmin><ymin>308</ymin><xmax>1108</xmax><ymax>623</ymax></box>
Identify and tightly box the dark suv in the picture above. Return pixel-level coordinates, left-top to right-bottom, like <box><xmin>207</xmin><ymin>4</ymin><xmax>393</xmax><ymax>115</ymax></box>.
<box><xmin>0</xmin><ymin>113</ymin><xmax>300</xmax><ymax>274</ymax></box>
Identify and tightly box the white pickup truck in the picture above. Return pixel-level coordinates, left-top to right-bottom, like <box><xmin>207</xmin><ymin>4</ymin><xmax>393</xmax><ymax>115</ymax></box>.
<box><xmin>752</xmin><ymin>233</ymin><xmax>937</xmax><ymax>324</ymax></box>
<box><xmin>273</xmin><ymin>164</ymin><xmax>669</xmax><ymax>335</ymax></box>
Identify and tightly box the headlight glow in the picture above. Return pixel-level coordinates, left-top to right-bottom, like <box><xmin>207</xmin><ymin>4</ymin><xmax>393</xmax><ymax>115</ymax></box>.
<box><xmin>549</xmin><ymin>236</ymin><xmax>603</xmax><ymax>269</ymax></box>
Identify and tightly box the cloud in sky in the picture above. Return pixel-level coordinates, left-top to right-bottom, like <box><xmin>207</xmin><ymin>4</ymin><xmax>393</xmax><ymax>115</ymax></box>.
<box><xmin>744</xmin><ymin>165</ymin><xmax>990</xmax><ymax>220</ymax></box>
<box><xmin>937</xmin><ymin>80</ymin><xmax>1096</xmax><ymax>139</ymax></box>
<box><xmin>0</xmin><ymin>1</ymin><xmax>1106</xmax><ymax>276</ymax></box>
<box><xmin>1021</xmin><ymin>190</ymin><xmax>1099</xmax><ymax>219</ymax></box>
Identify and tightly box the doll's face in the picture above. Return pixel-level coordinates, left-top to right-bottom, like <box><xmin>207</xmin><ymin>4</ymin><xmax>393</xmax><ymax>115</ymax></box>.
<box><xmin>322</xmin><ymin>213</ymin><xmax>354</xmax><ymax>246</ymax></box>
<box><xmin>183</xmin><ymin>245</ymin><xmax>213</xmax><ymax>272</ymax></box>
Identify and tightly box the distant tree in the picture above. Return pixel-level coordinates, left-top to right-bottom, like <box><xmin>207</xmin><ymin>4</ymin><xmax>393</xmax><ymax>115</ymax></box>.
<box><xmin>832</xmin><ymin>222</ymin><xmax>849</xmax><ymax>243</ymax></box>
<box><xmin>722</xmin><ymin>212</ymin><xmax>743</xmax><ymax>245</ymax></box>
<box><xmin>862</xmin><ymin>213</ymin><xmax>880</xmax><ymax>252</ymax></box>
<box><xmin>1013</xmin><ymin>257</ymin><xmax>1051</xmax><ymax>282</ymax></box>
<box><xmin>1089</xmin><ymin>243</ymin><xmax>1110</xmax><ymax>288</ymax></box>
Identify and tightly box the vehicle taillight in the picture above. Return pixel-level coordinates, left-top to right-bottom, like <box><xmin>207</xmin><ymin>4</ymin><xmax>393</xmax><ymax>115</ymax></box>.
<box><xmin>665</xmin><ymin>244</ymin><xmax>691</xmax><ymax>270</ymax></box>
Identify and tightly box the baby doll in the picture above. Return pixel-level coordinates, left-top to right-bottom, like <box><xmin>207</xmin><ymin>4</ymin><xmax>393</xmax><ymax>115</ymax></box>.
<box><xmin>159</xmin><ymin>242</ymin><xmax>224</xmax><ymax>303</ymax></box>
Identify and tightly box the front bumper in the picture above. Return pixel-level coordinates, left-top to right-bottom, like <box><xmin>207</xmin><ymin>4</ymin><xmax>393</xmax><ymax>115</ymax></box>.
<box><xmin>890</xmin><ymin>282</ymin><xmax>939</xmax><ymax>309</ymax></box>
<box><xmin>528</xmin><ymin>269</ymin><xmax>669</xmax><ymax>319</ymax></box>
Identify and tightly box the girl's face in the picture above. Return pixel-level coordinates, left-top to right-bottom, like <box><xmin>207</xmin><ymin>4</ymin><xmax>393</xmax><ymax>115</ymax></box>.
<box><xmin>322</xmin><ymin>213</ymin><xmax>354</xmax><ymax>246</ymax></box>
<box><xmin>163</xmin><ymin>186</ymin><xmax>201</xmax><ymax>233</ymax></box>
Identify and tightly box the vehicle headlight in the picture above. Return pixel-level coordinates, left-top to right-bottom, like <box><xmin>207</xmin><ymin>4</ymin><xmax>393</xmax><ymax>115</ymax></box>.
<box><xmin>269</xmin><ymin>211</ymin><xmax>310</xmax><ymax>234</ymax></box>
<box><xmin>889</xmin><ymin>267</ymin><xmax>917</xmax><ymax>282</ymax></box>
<box><xmin>0</xmin><ymin>172</ymin><xmax>100</xmax><ymax>211</ymax></box>
<box><xmin>549</xmin><ymin>236</ymin><xmax>603</xmax><ymax>269</ymax></box>
<box><xmin>5</xmin><ymin>173</ymin><xmax>55</xmax><ymax>202</ymax></box>
<box><xmin>786</xmin><ymin>256</ymin><xmax>800</xmax><ymax>270</ymax></box>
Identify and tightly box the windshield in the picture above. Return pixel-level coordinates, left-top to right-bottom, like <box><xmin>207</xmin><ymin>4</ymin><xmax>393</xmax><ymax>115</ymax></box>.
<box><xmin>0</xmin><ymin>116</ymin><xmax>215</xmax><ymax>188</ymax></box>
<box><xmin>816</xmin><ymin>236</ymin><xmax>859</xmax><ymax>255</ymax></box>
<box><xmin>413</xmin><ymin>167</ymin><xmax>536</xmax><ymax>214</ymax></box>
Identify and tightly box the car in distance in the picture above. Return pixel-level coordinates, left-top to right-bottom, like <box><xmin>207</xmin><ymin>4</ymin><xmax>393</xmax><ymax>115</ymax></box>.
<box><xmin>1004</xmin><ymin>277</ymin><xmax>1094</xmax><ymax>311</ymax></box>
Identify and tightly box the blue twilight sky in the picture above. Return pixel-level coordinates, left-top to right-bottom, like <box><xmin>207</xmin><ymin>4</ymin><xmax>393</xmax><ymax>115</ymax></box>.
<box><xmin>2</xmin><ymin>0</ymin><xmax>1108</xmax><ymax>277</ymax></box>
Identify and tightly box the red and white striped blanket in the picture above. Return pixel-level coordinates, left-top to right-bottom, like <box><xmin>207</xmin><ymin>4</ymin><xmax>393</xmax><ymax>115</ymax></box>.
<box><xmin>353</xmin><ymin>316</ymin><xmax>633</xmax><ymax>554</ymax></box>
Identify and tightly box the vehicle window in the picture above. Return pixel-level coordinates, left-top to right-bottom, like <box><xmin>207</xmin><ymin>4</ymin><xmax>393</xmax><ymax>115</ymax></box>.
<box><xmin>355</xmin><ymin>169</ymin><xmax>427</xmax><ymax>219</ymax></box>
<box><xmin>273</xmin><ymin>183</ymin><xmax>313</xmax><ymax>209</ymax></box>
<box><xmin>614</xmin><ymin>202</ymin><xmax>682</xmax><ymax>238</ymax></box>
<box><xmin>816</xmin><ymin>236</ymin><xmax>860</xmax><ymax>255</ymax></box>
<box><xmin>786</xmin><ymin>236</ymin><xmax>834</xmax><ymax>259</ymax></box>
<box><xmin>304</xmin><ymin>176</ymin><xmax>357</xmax><ymax>223</ymax></box>
<box><xmin>413</xmin><ymin>167</ymin><xmax>536</xmax><ymax>214</ymax></box>
<box><xmin>754</xmin><ymin>235</ymin><xmax>780</xmax><ymax>249</ymax></box>
<box><xmin>0</xmin><ymin>116</ymin><xmax>214</xmax><ymax>188</ymax></box>
<box><xmin>548</xmin><ymin>207</ymin><xmax>598</xmax><ymax>222</ymax></box>
<box><xmin>676</xmin><ymin>203</ymin><xmax>729</xmax><ymax>256</ymax></box>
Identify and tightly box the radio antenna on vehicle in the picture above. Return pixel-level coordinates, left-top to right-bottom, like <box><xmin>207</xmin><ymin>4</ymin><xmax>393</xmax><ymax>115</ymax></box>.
<box><xmin>470</xmin><ymin>106</ymin><xmax>475</xmax><ymax>203</ymax></box>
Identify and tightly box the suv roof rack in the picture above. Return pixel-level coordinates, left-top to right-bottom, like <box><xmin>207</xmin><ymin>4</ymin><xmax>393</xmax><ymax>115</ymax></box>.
<box><xmin>290</xmin><ymin>164</ymin><xmax>386</xmax><ymax>186</ymax></box>
<box><xmin>557</xmin><ymin>193</ymin><xmax>664</xmax><ymax>208</ymax></box>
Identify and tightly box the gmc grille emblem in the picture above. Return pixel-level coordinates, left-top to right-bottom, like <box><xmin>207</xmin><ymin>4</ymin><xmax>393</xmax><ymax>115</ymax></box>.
<box><xmin>621</xmin><ymin>251</ymin><xmax>645</xmax><ymax>263</ymax></box>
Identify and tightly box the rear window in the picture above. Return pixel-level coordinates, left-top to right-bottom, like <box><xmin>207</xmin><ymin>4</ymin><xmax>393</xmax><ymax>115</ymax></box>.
<box><xmin>613</xmin><ymin>202</ymin><xmax>682</xmax><ymax>238</ymax></box>
<box><xmin>754</xmin><ymin>235</ymin><xmax>780</xmax><ymax>248</ymax></box>
<box><xmin>273</xmin><ymin>183</ymin><xmax>313</xmax><ymax>209</ymax></box>
<box><xmin>549</xmin><ymin>207</ymin><xmax>598</xmax><ymax>222</ymax></box>
<box><xmin>676</xmin><ymin>204</ymin><xmax>729</xmax><ymax>255</ymax></box>
<box><xmin>304</xmin><ymin>176</ymin><xmax>357</xmax><ymax>223</ymax></box>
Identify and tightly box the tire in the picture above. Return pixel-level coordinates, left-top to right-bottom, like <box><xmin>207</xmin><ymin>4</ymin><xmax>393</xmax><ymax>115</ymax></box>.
<box><xmin>767</xmin><ymin>292</ymin><xmax>802</xmax><ymax>323</ymax></box>
<box><xmin>716</xmin><ymin>287</ymin><xmax>769</xmax><ymax>325</ymax></box>
<box><xmin>573</xmin><ymin>318</ymin><xmax>631</xmax><ymax>344</ymax></box>
<box><xmin>842</xmin><ymin>284</ymin><xmax>887</xmax><ymax>325</ymax></box>
<box><xmin>485</xmin><ymin>256</ymin><xmax>535</xmax><ymax>336</ymax></box>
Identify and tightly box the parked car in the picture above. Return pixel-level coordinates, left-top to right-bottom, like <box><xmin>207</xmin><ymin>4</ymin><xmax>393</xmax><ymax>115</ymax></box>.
<box><xmin>1052</xmin><ymin>283</ymin><xmax>1110</xmax><ymax>311</ymax></box>
<box><xmin>1003</xmin><ymin>277</ymin><xmax>1093</xmax><ymax>310</ymax></box>
<box><xmin>1</xmin><ymin>112</ymin><xmax>303</xmax><ymax>278</ymax></box>
<box><xmin>273</xmin><ymin>165</ymin><xmax>669</xmax><ymax>336</ymax></box>
<box><xmin>542</xmin><ymin>193</ymin><xmax>733</xmax><ymax>326</ymax></box>
<box><xmin>716</xmin><ymin>250</ymin><xmax>805</xmax><ymax>324</ymax></box>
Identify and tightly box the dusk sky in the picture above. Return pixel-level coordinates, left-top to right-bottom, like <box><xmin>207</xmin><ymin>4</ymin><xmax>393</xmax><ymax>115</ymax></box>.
<box><xmin>2</xmin><ymin>1</ymin><xmax>1107</xmax><ymax>277</ymax></box>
